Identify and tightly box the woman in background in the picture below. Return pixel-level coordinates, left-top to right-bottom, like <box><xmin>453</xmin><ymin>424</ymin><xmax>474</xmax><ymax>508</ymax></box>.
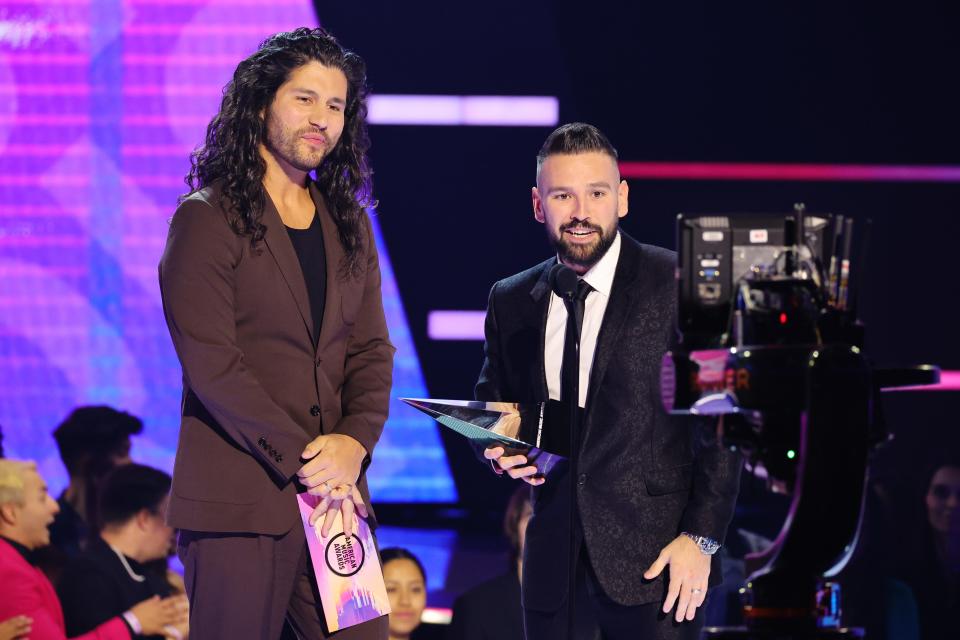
<box><xmin>381</xmin><ymin>547</ymin><xmax>430</xmax><ymax>640</ymax></box>
<box><xmin>895</xmin><ymin>460</ymin><xmax>960</xmax><ymax>640</ymax></box>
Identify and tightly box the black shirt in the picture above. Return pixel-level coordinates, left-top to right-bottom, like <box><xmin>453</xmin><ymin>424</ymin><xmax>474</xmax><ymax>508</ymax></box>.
<box><xmin>49</xmin><ymin>492</ymin><xmax>87</xmax><ymax>557</ymax></box>
<box><xmin>286</xmin><ymin>212</ymin><xmax>327</xmax><ymax>345</ymax></box>
<box><xmin>57</xmin><ymin>536</ymin><xmax>173</xmax><ymax>639</ymax></box>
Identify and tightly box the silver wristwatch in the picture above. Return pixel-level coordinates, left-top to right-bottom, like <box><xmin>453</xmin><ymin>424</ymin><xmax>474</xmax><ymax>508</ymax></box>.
<box><xmin>681</xmin><ymin>532</ymin><xmax>721</xmax><ymax>555</ymax></box>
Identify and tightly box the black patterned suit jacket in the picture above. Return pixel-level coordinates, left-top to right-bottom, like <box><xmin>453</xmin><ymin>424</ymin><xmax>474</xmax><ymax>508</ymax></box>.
<box><xmin>475</xmin><ymin>232</ymin><xmax>742</xmax><ymax>610</ymax></box>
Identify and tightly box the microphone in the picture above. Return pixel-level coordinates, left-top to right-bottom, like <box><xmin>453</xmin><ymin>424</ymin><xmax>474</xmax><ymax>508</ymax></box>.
<box><xmin>548</xmin><ymin>262</ymin><xmax>578</xmax><ymax>300</ymax></box>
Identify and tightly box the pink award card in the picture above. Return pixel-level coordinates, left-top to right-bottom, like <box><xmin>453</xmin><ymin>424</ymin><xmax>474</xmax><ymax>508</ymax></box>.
<box><xmin>297</xmin><ymin>494</ymin><xmax>391</xmax><ymax>631</ymax></box>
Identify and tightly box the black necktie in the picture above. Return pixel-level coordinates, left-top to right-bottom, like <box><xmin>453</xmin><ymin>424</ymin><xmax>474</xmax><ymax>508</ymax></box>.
<box><xmin>560</xmin><ymin>279</ymin><xmax>593</xmax><ymax>405</ymax></box>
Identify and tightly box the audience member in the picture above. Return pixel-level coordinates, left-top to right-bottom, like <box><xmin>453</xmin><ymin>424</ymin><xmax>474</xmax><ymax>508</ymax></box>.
<box><xmin>58</xmin><ymin>464</ymin><xmax>188</xmax><ymax>639</ymax></box>
<box><xmin>382</xmin><ymin>547</ymin><xmax>435</xmax><ymax>640</ymax></box>
<box><xmin>0</xmin><ymin>427</ymin><xmax>36</xmax><ymax>638</ymax></box>
<box><xmin>50</xmin><ymin>406</ymin><xmax>143</xmax><ymax>558</ymax></box>
<box><xmin>893</xmin><ymin>460</ymin><xmax>960</xmax><ymax>640</ymax></box>
<box><xmin>447</xmin><ymin>486</ymin><xmax>530</xmax><ymax>640</ymax></box>
<box><xmin>0</xmin><ymin>459</ymin><xmax>182</xmax><ymax>639</ymax></box>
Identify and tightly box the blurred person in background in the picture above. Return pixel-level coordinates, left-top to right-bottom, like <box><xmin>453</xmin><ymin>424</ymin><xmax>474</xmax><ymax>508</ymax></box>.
<box><xmin>50</xmin><ymin>406</ymin><xmax>143</xmax><ymax>558</ymax></box>
<box><xmin>381</xmin><ymin>547</ymin><xmax>434</xmax><ymax>640</ymax></box>
<box><xmin>893</xmin><ymin>459</ymin><xmax>960</xmax><ymax>640</ymax></box>
<box><xmin>58</xmin><ymin>464</ymin><xmax>188</xmax><ymax>639</ymax></box>
<box><xmin>0</xmin><ymin>459</ymin><xmax>182</xmax><ymax>639</ymax></box>
<box><xmin>447</xmin><ymin>486</ymin><xmax>530</xmax><ymax>640</ymax></box>
<box><xmin>0</xmin><ymin>426</ymin><xmax>34</xmax><ymax>640</ymax></box>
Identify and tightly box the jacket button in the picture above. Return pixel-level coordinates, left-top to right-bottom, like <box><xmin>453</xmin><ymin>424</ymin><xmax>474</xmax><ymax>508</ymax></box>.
<box><xmin>578</xmin><ymin>473</ymin><xmax>587</xmax><ymax>487</ymax></box>
<box><xmin>310</xmin><ymin>405</ymin><xmax>321</xmax><ymax>416</ymax></box>
<box><xmin>258</xmin><ymin>437</ymin><xmax>266</xmax><ymax>447</ymax></box>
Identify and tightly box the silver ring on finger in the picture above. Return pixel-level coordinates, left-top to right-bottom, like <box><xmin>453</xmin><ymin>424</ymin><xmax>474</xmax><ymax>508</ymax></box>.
<box><xmin>691</xmin><ymin>588</ymin><xmax>703</xmax><ymax>595</ymax></box>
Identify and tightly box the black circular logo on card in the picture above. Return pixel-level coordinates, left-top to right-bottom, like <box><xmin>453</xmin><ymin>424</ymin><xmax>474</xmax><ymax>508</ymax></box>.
<box><xmin>324</xmin><ymin>533</ymin><xmax>365</xmax><ymax>577</ymax></box>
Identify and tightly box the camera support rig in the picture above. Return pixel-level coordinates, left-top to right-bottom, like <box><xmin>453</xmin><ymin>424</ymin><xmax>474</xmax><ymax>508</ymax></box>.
<box><xmin>661</xmin><ymin>206</ymin><xmax>938</xmax><ymax>638</ymax></box>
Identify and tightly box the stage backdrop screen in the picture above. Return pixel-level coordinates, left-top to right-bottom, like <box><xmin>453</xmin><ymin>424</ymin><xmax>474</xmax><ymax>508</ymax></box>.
<box><xmin>0</xmin><ymin>0</ymin><xmax>455</xmax><ymax>502</ymax></box>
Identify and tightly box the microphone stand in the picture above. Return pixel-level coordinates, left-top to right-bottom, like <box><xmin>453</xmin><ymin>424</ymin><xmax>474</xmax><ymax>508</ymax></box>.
<box><xmin>561</xmin><ymin>293</ymin><xmax>583</xmax><ymax>640</ymax></box>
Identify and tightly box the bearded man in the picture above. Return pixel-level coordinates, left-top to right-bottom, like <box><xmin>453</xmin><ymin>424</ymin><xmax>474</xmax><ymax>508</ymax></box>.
<box><xmin>159</xmin><ymin>28</ymin><xmax>393</xmax><ymax>639</ymax></box>
<box><xmin>477</xmin><ymin>123</ymin><xmax>741</xmax><ymax>639</ymax></box>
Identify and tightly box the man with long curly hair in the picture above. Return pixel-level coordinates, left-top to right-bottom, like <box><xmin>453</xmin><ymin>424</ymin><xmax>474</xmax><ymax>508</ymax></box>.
<box><xmin>159</xmin><ymin>28</ymin><xmax>394</xmax><ymax>639</ymax></box>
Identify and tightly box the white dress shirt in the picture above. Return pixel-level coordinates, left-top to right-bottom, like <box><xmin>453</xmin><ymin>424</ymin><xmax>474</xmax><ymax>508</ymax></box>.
<box><xmin>544</xmin><ymin>232</ymin><xmax>622</xmax><ymax>408</ymax></box>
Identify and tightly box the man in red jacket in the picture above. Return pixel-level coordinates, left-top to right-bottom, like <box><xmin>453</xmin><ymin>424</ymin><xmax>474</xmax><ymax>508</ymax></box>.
<box><xmin>0</xmin><ymin>459</ymin><xmax>185</xmax><ymax>639</ymax></box>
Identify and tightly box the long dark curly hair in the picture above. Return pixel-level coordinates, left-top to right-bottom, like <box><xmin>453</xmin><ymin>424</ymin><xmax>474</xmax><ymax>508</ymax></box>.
<box><xmin>184</xmin><ymin>27</ymin><xmax>373</xmax><ymax>277</ymax></box>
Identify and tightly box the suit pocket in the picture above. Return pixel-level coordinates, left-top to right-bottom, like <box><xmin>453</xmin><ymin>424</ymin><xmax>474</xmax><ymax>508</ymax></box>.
<box><xmin>644</xmin><ymin>463</ymin><xmax>693</xmax><ymax>496</ymax></box>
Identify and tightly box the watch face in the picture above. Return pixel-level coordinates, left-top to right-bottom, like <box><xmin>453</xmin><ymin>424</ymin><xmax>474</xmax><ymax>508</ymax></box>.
<box><xmin>701</xmin><ymin>541</ymin><xmax>720</xmax><ymax>555</ymax></box>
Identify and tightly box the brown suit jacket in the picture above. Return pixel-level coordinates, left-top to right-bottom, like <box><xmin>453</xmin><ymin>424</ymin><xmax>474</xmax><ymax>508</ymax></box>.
<box><xmin>158</xmin><ymin>182</ymin><xmax>395</xmax><ymax>535</ymax></box>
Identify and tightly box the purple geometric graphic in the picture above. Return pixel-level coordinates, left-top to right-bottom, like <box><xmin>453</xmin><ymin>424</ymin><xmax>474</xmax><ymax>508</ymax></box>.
<box><xmin>336</xmin><ymin>586</ymin><xmax>384</xmax><ymax>629</ymax></box>
<box><xmin>0</xmin><ymin>0</ymin><xmax>454</xmax><ymax>501</ymax></box>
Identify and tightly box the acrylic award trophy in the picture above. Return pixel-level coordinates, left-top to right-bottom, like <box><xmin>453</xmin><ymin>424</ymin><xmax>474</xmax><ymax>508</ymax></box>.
<box><xmin>399</xmin><ymin>398</ymin><xmax>569</xmax><ymax>475</ymax></box>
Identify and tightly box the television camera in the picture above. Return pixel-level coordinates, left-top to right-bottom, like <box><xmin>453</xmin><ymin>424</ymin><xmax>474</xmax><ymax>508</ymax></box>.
<box><xmin>661</xmin><ymin>205</ymin><xmax>939</xmax><ymax>638</ymax></box>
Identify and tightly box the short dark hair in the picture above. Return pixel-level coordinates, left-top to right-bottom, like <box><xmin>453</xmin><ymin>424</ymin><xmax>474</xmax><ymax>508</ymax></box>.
<box><xmin>53</xmin><ymin>406</ymin><xmax>143</xmax><ymax>477</ymax></box>
<box><xmin>380</xmin><ymin>547</ymin><xmax>426</xmax><ymax>582</ymax></box>
<box><xmin>536</xmin><ymin>122</ymin><xmax>619</xmax><ymax>177</ymax></box>
<box><xmin>98</xmin><ymin>463</ymin><xmax>171</xmax><ymax>529</ymax></box>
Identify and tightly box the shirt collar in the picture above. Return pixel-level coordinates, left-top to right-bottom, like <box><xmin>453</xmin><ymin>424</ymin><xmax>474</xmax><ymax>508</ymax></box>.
<box><xmin>578</xmin><ymin>231</ymin><xmax>621</xmax><ymax>297</ymax></box>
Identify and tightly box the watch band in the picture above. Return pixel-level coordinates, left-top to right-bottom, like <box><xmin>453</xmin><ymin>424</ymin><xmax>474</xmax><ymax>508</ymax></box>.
<box><xmin>681</xmin><ymin>531</ymin><xmax>721</xmax><ymax>555</ymax></box>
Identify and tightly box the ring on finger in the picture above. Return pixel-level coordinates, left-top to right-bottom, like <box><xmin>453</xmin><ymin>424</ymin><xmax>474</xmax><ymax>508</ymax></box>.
<box><xmin>691</xmin><ymin>588</ymin><xmax>703</xmax><ymax>595</ymax></box>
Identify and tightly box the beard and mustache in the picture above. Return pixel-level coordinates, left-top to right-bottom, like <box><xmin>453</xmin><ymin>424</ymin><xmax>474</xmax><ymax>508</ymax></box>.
<box><xmin>264</xmin><ymin>109</ymin><xmax>333</xmax><ymax>172</ymax></box>
<box><xmin>548</xmin><ymin>220</ymin><xmax>618</xmax><ymax>271</ymax></box>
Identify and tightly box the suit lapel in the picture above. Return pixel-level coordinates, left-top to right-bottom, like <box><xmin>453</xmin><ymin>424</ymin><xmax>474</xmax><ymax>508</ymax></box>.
<box><xmin>261</xmin><ymin>191</ymin><xmax>314</xmax><ymax>343</ymax></box>
<box><xmin>312</xmin><ymin>184</ymin><xmax>343</xmax><ymax>353</ymax></box>
<box><xmin>585</xmin><ymin>235</ymin><xmax>644</xmax><ymax>411</ymax></box>
<box><xmin>529</xmin><ymin>259</ymin><xmax>555</xmax><ymax>400</ymax></box>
